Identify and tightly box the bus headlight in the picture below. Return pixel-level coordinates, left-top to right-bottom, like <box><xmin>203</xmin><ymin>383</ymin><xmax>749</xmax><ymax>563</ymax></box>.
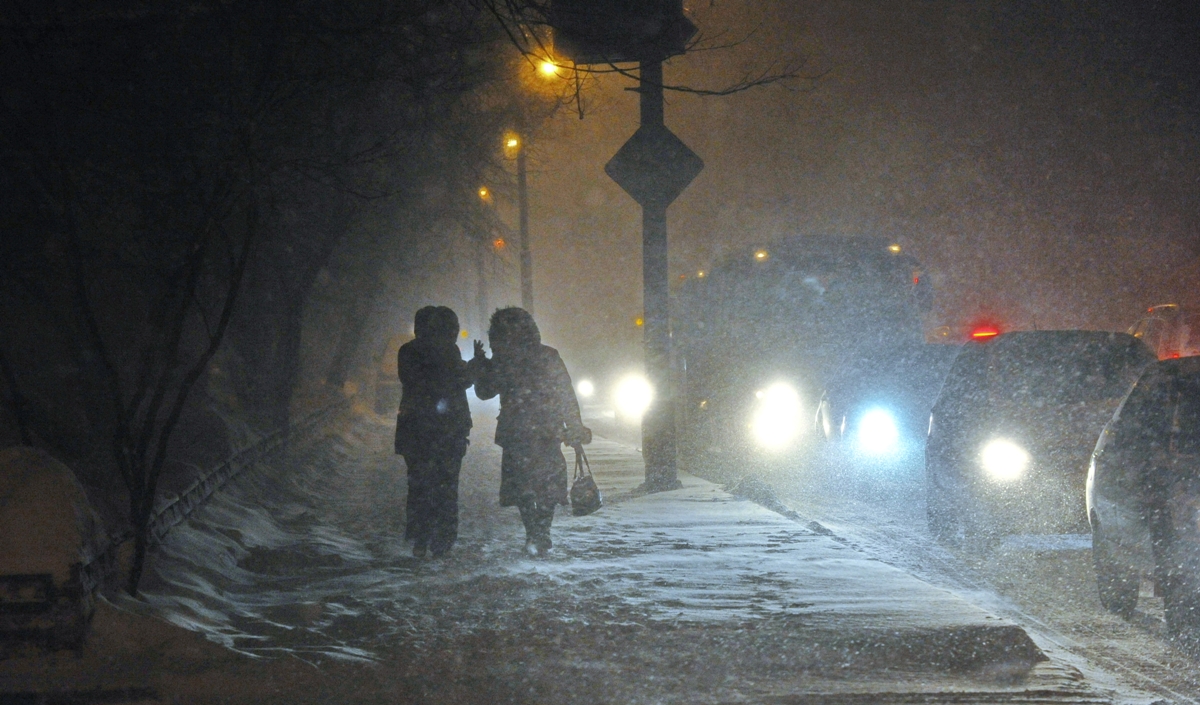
<box><xmin>750</xmin><ymin>382</ymin><xmax>804</xmax><ymax>450</ymax></box>
<box><xmin>856</xmin><ymin>408</ymin><xmax>900</xmax><ymax>455</ymax></box>
<box><xmin>980</xmin><ymin>438</ymin><xmax>1029</xmax><ymax>482</ymax></box>
<box><xmin>614</xmin><ymin>375</ymin><xmax>652</xmax><ymax>420</ymax></box>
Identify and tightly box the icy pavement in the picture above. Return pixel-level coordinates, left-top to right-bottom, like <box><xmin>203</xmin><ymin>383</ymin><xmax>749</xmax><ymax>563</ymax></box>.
<box><xmin>1</xmin><ymin>411</ymin><xmax>1117</xmax><ymax>703</ymax></box>
<box><xmin>761</xmin><ymin>455</ymin><xmax>1200</xmax><ymax>704</ymax></box>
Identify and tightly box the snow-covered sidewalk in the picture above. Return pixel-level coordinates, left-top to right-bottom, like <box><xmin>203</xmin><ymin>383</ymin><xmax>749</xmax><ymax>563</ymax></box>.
<box><xmin>0</xmin><ymin>415</ymin><xmax>1111</xmax><ymax>703</ymax></box>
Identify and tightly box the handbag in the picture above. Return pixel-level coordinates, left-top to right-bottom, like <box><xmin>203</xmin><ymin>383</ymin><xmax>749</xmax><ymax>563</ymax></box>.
<box><xmin>569</xmin><ymin>445</ymin><xmax>602</xmax><ymax>516</ymax></box>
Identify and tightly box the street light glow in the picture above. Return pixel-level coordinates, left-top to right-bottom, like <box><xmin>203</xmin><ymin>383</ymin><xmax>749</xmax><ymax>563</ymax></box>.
<box><xmin>754</xmin><ymin>249</ymin><xmax>769</xmax><ymax>262</ymax></box>
<box><xmin>539</xmin><ymin>60</ymin><xmax>558</xmax><ymax>77</ymax></box>
<box><xmin>505</xmin><ymin>137</ymin><xmax>519</xmax><ymax>149</ymax></box>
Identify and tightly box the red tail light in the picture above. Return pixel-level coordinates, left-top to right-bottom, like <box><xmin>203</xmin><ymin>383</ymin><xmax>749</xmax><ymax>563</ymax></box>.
<box><xmin>971</xmin><ymin>325</ymin><xmax>1000</xmax><ymax>340</ymax></box>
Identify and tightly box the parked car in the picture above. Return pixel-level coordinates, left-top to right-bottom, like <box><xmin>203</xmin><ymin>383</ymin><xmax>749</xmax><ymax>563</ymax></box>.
<box><xmin>926</xmin><ymin>330</ymin><xmax>1155</xmax><ymax>542</ymax></box>
<box><xmin>1087</xmin><ymin>357</ymin><xmax>1200</xmax><ymax>651</ymax></box>
<box><xmin>1128</xmin><ymin>304</ymin><xmax>1200</xmax><ymax>360</ymax></box>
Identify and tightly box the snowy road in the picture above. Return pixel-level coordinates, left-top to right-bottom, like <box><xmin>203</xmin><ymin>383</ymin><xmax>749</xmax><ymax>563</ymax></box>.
<box><xmin>761</xmin><ymin>452</ymin><xmax>1200</xmax><ymax>704</ymax></box>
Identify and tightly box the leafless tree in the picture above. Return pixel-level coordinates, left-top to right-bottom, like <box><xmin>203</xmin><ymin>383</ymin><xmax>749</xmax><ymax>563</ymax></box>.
<box><xmin>472</xmin><ymin>0</ymin><xmax>820</xmax><ymax>116</ymax></box>
<box><xmin>0</xmin><ymin>0</ymin><xmax>554</xmax><ymax>593</ymax></box>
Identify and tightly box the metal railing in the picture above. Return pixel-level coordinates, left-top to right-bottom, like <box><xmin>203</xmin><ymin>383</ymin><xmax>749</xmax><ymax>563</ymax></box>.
<box><xmin>145</xmin><ymin>401</ymin><xmax>347</xmax><ymax>546</ymax></box>
<box><xmin>81</xmin><ymin>400</ymin><xmax>349</xmax><ymax>593</ymax></box>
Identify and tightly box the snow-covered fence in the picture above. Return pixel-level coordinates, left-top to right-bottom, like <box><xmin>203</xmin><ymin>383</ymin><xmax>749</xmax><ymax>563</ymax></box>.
<box><xmin>146</xmin><ymin>401</ymin><xmax>348</xmax><ymax>547</ymax></box>
<box><xmin>83</xmin><ymin>400</ymin><xmax>349</xmax><ymax>591</ymax></box>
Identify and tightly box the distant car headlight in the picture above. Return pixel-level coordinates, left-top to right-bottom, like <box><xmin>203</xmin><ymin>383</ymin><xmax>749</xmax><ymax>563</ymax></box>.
<box><xmin>614</xmin><ymin>375</ymin><xmax>652</xmax><ymax>420</ymax></box>
<box><xmin>750</xmin><ymin>382</ymin><xmax>804</xmax><ymax>450</ymax></box>
<box><xmin>980</xmin><ymin>438</ymin><xmax>1029</xmax><ymax>482</ymax></box>
<box><xmin>855</xmin><ymin>408</ymin><xmax>900</xmax><ymax>455</ymax></box>
<box><xmin>576</xmin><ymin>379</ymin><xmax>595</xmax><ymax>398</ymax></box>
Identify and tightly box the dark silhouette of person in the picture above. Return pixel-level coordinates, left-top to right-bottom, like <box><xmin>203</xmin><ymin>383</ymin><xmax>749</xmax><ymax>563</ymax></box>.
<box><xmin>473</xmin><ymin>307</ymin><xmax>591</xmax><ymax>556</ymax></box>
<box><xmin>394</xmin><ymin>306</ymin><xmax>474</xmax><ymax>558</ymax></box>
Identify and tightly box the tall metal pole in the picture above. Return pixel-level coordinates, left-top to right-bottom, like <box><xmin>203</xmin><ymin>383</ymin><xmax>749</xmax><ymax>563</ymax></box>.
<box><xmin>475</xmin><ymin>235</ymin><xmax>489</xmax><ymax>338</ymax></box>
<box><xmin>639</xmin><ymin>59</ymin><xmax>681</xmax><ymax>492</ymax></box>
<box><xmin>517</xmin><ymin>144</ymin><xmax>533</xmax><ymax>315</ymax></box>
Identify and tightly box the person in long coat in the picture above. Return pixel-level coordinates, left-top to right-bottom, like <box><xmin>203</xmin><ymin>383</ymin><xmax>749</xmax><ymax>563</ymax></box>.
<box><xmin>473</xmin><ymin>307</ymin><xmax>591</xmax><ymax>556</ymax></box>
<box><xmin>394</xmin><ymin>306</ymin><xmax>475</xmax><ymax>558</ymax></box>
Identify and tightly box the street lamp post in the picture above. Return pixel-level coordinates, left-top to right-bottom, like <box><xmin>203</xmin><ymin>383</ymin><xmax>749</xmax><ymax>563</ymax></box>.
<box><xmin>504</xmin><ymin>134</ymin><xmax>534</xmax><ymax>315</ymax></box>
<box><xmin>517</xmin><ymin>139</ymin><xmax>533</xmax><ymax>315</ymax></box>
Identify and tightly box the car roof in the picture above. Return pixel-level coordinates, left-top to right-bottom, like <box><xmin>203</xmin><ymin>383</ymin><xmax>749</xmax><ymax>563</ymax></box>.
<box><xmin>985</xmin><ymin>330</ymin><xmax>1142</xmax><ymax>347</ymax></box>
<box><xmin>965</xmin><ymin>330</ymin><xmax>1152</xmax><ymax>360</ymax></box>
<box><xmin>947</xmin><ymin>329</ymin><xmax>1155</xmax><ymax>380</ymax></box>
<box><xmin>1140</xmin><ymin>355</ymin><xmax>1200</xmax><ymax>380</ymax></box>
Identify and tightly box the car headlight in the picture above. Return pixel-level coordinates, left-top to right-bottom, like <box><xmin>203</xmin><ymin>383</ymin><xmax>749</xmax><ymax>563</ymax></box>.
<box><xmin>855</xmin><ymin>408</ymin><xmax>900</xmax><ymax>455</ymax></box>
<box><xmin>750</xmin><ymin>382</ymin><xmax>804</xmax><ymax>450</ymax></box>
<box><xmin>576</xmin><ymin>379</ymin><xmax>595</xmax><ymax>398</ymax></box>
<box><xmin>980</xmin><ymin>438</ymin><xmax>1029</xmax><ymax>482</ymax></box>
<box><xmin>614</xmin><ymin>375</ymin><xmax>652</xmax><ymax>420</ymax></box>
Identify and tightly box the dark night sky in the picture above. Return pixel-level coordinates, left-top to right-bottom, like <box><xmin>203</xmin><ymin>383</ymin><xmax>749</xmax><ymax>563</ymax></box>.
<box><xmin>506</xmin><ymin>1</ymin><xmax>1200</xmax><ymax>378</ymax></box>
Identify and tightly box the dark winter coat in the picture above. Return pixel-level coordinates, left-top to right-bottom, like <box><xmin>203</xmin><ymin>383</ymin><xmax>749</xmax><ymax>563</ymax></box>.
<box><xmin>474</xmin><ymin>344</ymin><xmax>584</xmax><ymax>447</ymax></box>
<box><xmin>394</xmin><ymin>338</ymin><xmax>473</xmax><ymax>458</ymax></box>
<box><xmin>474</xmin><ymin>344</ymin><xmax>587</xmax><ymax>506</ymax></box>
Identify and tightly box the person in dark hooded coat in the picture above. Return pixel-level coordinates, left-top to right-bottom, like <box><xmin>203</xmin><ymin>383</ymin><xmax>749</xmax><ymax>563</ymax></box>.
<box><xmin>394</xmin><ymin>306</ymin><xmax>475</xmax><ymax>558</ymax></box>
<box><xmin>472</xmin><ymin>307</ymin><xmax>591</xmax><ymax>556</ymax></box>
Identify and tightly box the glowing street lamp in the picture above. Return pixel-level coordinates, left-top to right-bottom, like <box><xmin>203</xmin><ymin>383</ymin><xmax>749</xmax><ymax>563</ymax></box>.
<box><xmin>501</xmin><ymin>131</ymin><xmax>533</xmax><ymax>313</ymax></box>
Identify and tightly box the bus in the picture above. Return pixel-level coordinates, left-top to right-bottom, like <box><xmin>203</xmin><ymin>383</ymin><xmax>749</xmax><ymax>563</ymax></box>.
<box><xmin>674</xmin><ymin>234</ymin><xmax>947</xmax><ymax>474</ymax></box>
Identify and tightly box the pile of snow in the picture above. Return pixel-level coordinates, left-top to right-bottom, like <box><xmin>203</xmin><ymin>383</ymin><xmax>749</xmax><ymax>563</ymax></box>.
<box><xmin>0</xmin><ymin>446</ymin><xmax>105</xmax><ymax>584</ymax></box>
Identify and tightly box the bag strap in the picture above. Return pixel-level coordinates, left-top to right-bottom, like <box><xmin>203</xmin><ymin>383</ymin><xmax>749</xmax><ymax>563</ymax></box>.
<box><xmin>573</xmin><ymin>445</ymin><xmax>591</xmax><ymax>480</ymax></box>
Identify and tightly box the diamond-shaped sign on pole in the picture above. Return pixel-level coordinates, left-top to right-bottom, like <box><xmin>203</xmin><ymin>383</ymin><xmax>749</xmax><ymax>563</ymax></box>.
<box><xmin>605</xmin><ymin>123</ymin><xmax>704</xmax><ymax>208</ymax></box>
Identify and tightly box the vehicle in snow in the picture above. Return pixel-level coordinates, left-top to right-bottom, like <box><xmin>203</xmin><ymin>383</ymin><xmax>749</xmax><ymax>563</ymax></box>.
<box><xmin>0</xmin><ymin>447</ymin><xmax>109</xmax><ymax>655</ymax></box>
<box><xmin>1086</xmin><ymin>356</ymin><xmax>1200</xmax><ymax>650</ymax></box>
<box><xmin>1127</xmin><ymin>303</ymin><xmax>1200</xmax><ymax>361</ymax></box>
<box><xmin>925</xmin><ymin>330</ymin><xmax>1155</xmax><ymax>541</ymax></box>
<box><xmin>674</xmin><ymin>235</ymin><xmax>934</xmax><ymax>474</ymax></box>
<box><xmin>815</xmin><ymin>343</ymin><xmax>958</xmax><ymax>468</ymax></box>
